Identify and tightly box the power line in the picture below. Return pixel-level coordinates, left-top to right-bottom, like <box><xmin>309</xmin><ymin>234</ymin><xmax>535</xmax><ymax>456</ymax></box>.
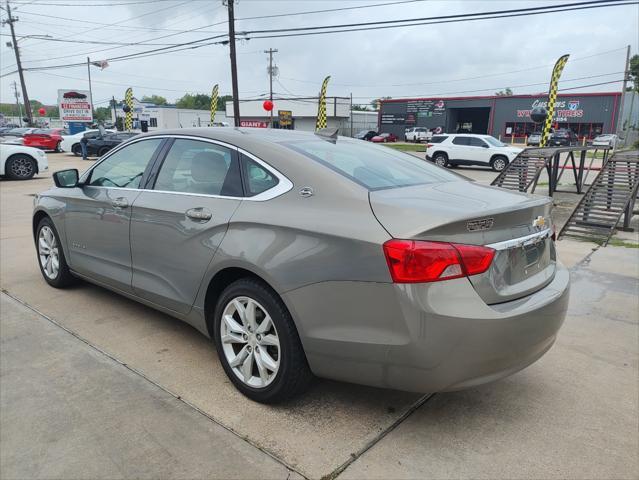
<box><xmin>280</xmin><ymin>47</ymin><xmax>629</xmax><ymax>89</ymax></box>
<box><xmin>236</xmin><ymin>0</ymin><xmax>425</xmax><ymax>21</ymax></box>
<box><xmin>241</xmin><ymin>1</ymin><xmax>638</xmax><ymax>40</ymax></box>
<box><xmin>5</xmin><ymin>1</ymin><xmax>635</xmax><ymax>75</ymax></box>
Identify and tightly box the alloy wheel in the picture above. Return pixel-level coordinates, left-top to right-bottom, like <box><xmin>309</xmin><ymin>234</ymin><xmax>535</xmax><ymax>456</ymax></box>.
<box><xmin>493</xmin><ymin>158</ymin><xmax>507</xmax><ymax>171</ymax></box>
<box><xmin>220</xmin><ymin>296</ymin><xmax>280</xmax><ymax>388</ymax></box>
<box><xmin>10</xmin><ymin>157</ymin><xmax>34</xmax><ymax>178</ymax></box>
<box><xmin>38</xmin><ymin>226</ymin><xmax>59</xmax><ymax>280</ymax></box>
<box><xmin>435</xmin><ymin>156</ymin><xmax>446</xmax><ymax>167</ymax></box>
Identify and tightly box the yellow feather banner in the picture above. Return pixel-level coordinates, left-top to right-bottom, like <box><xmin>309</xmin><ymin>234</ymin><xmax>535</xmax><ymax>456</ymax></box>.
<box><xmin>315</xmin><ymin>75</ymin><xmax>331</xmax><ymax>131</ymax></box>
<box><xmin>210</xmin><ymin>84</ymin><xmax>219</xmax><ymax>124</ymax></box>
<box><xmin>540</xmin><ymin>54</ymin><xmax>569</xmax><ymax>147</ymax></box>
<box><xmin>124</xmin><ymin>87</ymin><xmax>133</xmax><ymax>131</ymax></box>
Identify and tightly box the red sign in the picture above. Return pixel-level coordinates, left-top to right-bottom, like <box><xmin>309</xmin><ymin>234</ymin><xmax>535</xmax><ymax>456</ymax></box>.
<box><xmin>240</xmin><ymin>120</ymin><xmax>268</xmax><ymax>128</ymax></box>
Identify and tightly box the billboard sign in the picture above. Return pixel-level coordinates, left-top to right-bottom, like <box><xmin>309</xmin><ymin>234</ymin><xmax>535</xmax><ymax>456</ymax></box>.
<box><xmin>58</xmin><ymin>89</ymin><xmax>93</xmax><ymax>122</ymax></box>
<box><xmin>278</xmin><ymin>110</ymin><xmax>292</xmax><ymax>127</ymax></box>
<box><xmin>240</xmin><ymin>120</ymin><xmax>268</xmax><ymax>128</ymax></box>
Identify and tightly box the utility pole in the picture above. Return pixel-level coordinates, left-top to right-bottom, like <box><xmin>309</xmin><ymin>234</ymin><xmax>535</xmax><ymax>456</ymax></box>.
<box><xmin>87</xmin><ymin>57</ymin><xmax>95</xmax><ymax>120</ymax></box>
<box><xmin>225</xmin><ymin>0</ymin><xmax>241</xmax><ymax>127</ymax></box>
<box><xmin>11</xmin><ymin>80</ymin><xmax>23</xmax><ymax>126</ymax></box>
<box><xmin>350</xmin><ymin>92</ymin><xmax>353</xmax><ymax>137</ymax></box>
<box><xmin>111</xmin><ymin>96</ymin><xmax>117</xmax><ymax>128</ymax></box>
<box><xmin>3</xmin><ymin>1</ymin><xmax>32</xmax><ymax>126</ymax></box>
<box><xmin>616</xmin><ymin>44</ymin><xmax>631</xmax><ymax>144</ymax></box>
<box><xmin>264</xmin><ymin>48</ymin><xmax>278</xmax><ymax>127</ymax></box>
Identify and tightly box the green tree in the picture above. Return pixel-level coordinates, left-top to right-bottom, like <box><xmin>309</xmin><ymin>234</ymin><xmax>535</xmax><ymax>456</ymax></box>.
<box><xmin>495</xmin><ymin>88</ymin><xmax>513</xmax><ymax>96</ymax></box>
<box><xmin>628</xmin><ymin>54</ymin><xmax>639</xmax><ymax>91</ymax></box>
<box><xmin>370</xmin><ymin>96</ymin><xmax>392</xmax><ymax>110</ymax></box>
<box><xmin>95</xmin><ymin>106</ymin><xmax>112</xmax><ymax>122</ymax></box>
<box><xmin>141</xmin><ymin>94</ymin><xmax>168</xmax><ymax>105</ymax></box>
<box><xmin>352</xmin><ymin>104</ymin><xmax>370</xmax><ymax>111</ymax></box>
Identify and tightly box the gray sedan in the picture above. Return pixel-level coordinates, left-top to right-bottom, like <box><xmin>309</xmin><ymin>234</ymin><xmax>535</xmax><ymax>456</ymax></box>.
<box><xmin>32</xmin><ymin>128</ymin><xmax>570</xmax><ymax>403</ymax></box>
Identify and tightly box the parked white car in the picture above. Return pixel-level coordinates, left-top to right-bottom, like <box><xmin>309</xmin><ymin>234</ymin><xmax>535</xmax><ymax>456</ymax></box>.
<box><xmin>405</xmin><ymin>127</ymin><xmax>433</xmax><ymax>143</ymax></box>
<box><xmin>1</xmin><ymin>143</ymin><xmax>48</xmax><ymax>180</ymax></box>
<box><xmin>60</xmin><ymin>128</ymin><xmax>116</xmax><ymax>155</ymax></box>
<box><xmin>426</xmin><ymin>134</ymin><xmax>522</xmax><ymax>171</ymax></box>
<box><xmin>591</xmin><ymin>134</ymin><xmax>617</xmax><ymax>148</ymax></box>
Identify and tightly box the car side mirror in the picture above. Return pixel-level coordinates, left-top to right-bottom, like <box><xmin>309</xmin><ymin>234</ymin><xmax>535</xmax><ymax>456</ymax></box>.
<box><xmin>53</xmin><ymin>169</ymin><xmax>79</xmax><ymax>188</ymax></box>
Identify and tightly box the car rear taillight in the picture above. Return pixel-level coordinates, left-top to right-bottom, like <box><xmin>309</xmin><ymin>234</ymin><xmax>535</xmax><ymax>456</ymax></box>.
<box><xmin>426</xmin><ymin>143</ymin><xmax>433</xmax><ymax>148</ymax></box>
<box><xmin>383</xmin><ymin>240</ymin><xmax>495</xmax><ymax>283</ymax></box>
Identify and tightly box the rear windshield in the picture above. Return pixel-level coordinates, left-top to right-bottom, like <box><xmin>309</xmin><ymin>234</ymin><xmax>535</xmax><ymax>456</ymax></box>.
<box><xmin>281</xmin><ymin>139</ymin><xmax>459</xmax><ymax>190</ymax></box>
<box><xmin>429</xmin><ymin>135</ymin><xmax>448</xmax><ymax>143</ymax></box>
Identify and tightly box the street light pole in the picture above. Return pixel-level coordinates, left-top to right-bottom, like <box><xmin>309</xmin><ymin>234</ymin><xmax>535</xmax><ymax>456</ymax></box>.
<box><xmin>226</xmin><ymin>0</ymin><xmax>241</xmax><ymax>127</ymax></box>
<box><xmin>3</xmin><ymin>1</ymin><xmax>32</xmax><ymax>126</ymax></box>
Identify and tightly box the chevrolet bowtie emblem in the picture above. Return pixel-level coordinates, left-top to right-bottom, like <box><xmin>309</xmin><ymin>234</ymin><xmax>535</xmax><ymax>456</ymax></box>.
<box><xmin>532</xmin><ymin>216</ymin><xmax>546</xmax><ymax>229</ymax></box>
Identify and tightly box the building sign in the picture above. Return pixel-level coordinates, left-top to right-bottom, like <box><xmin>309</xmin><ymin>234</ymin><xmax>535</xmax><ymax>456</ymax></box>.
<box><xmin>278</xmin><ymin>110</ymin><xmax>292</xmax><ymax>127</ymax></box>
<box><xmin>57</xmin><ymin>89</ymin><xmax>92</xmax><ymax>122</ymax></box>
<box><xmin>381</xmin><ymin>113</ymin><xmax>406</xmax><ymax>125</ymax></box>
<box><xmin>240</xmin><ymin>120</ymin><xmax>268</xmax><ymax>128</ymax></box>
<box><xmin>517</xmin><ymin>99</ymin><xmax>584</xmax><ymax>122</ymax></box>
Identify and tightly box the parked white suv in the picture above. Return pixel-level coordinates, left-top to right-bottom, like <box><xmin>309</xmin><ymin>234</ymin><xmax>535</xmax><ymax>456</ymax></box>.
<box><xmin>426</xmin><ymin>134</ymin><xmax>522</xmax><ymax>171</ymax></box>
<box><xmin>405</xmin><ymin>127</ymin><xmax>432</xmax><ymax>143</ymax></box>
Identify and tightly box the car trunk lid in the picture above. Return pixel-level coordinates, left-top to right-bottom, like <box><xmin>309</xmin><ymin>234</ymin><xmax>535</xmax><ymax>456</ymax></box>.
<box><xmin>369</xmin><ymin>180</ymin><xmax>556</xmax><ymax>304</ymax></box>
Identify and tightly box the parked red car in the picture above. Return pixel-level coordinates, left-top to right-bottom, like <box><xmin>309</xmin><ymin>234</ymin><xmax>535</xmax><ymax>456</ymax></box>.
<box><xmin>370</xmin><ymin>133</ymin><xmax>398</xmax><ymax>143</ymax></box>
<box><xmin>23</xmin><ymin>128</ymin><xmax>64</xmax><ymax>152</ymax></box>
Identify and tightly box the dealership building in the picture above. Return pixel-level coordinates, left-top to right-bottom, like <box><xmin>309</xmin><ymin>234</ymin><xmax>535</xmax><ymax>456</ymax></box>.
<box><xmin>379</xmin><ymin>92</ymin><xmax>622</xmax><ymax>141</ymax></box>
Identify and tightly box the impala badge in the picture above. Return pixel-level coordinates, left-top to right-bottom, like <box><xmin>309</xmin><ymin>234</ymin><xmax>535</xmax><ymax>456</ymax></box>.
<box><xmin>466</xmin><ymin>218</ymin><xmax>494</xmax><ymax>232</ymax></box>
<box><xmin>532</xmin><ymin>216</ymin><xmax>546</xmax><ymax>230</ymax></box>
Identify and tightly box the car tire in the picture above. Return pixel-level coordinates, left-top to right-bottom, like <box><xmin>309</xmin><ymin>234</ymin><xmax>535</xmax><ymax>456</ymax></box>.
<box><xmin>97</xmin><ymin>146</ymin><xmax>110</xmax><ymax>157</ymax></box>
<box><xmin>213</xmin><ymin>278</ymin><xmax>313</xmax><ymax>404</ymax></box>
<box><xmin>5</xmin><ymin>154</ymin><xmax>36</xmax><ymax>180</ymax></box>
<box><xmin>491</xmin><ymin>155</ymin><xmax>509</xmax><ymax>172</ymax></box>
<box><xmin>54</xmin><ymin>141</ymin><xmax>61</xmax><ymax>153</ymax></box>
<box><xmin>433</xmin><ymin>153</ymin><xmax>448</xmax><ymax>168</ymax></box>
<box><xmin>71</xmin><ymin>143</ymin><xmax>82</xmax><ymax>156</ymax></box>
<box><xmin>35</xmin><ymin>217</ymin><xmax>76</xmax><ymax>288</ymax></box>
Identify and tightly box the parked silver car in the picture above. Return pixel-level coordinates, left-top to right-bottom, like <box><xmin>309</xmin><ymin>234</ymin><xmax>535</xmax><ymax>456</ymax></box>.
<box><xmin>33</xmin><ymin>128</ymin><xmax>570</xmax><ymax>403</ymax></box>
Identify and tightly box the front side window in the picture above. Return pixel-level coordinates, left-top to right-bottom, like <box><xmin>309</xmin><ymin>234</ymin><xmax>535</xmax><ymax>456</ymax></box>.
<box><xmin>468</xmin><ymin>137</ymin><xmax>487</xmax><ymax>148</ymax></box>
<box><xmin>485</xmin><ymin>137</ymin><xmax>506</xmax><ymax>147</ymax></box>
<box><xmin>282</xmin><ymin>139</ymin><xmax>458</xmax><ymax>190</ymax></box>
<box><xmin>88</xmin><ymin>138</ymin><xmax>163</xmax><ymax>188</ymax></box>
<box><xmin>154</xmin><ymin>139</ymin><xmax>242</xmax><ymax>196</ymax></box>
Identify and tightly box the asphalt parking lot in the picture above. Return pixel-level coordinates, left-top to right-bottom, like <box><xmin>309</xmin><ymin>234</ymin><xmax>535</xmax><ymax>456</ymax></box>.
<box><xmin>1</xmin><ymin>152</ymin><xmax>638</xmax><ymax>479</ymax></box>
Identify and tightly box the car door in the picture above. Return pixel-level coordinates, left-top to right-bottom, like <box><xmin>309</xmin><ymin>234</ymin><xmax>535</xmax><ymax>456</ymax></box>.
<box><xmin>467</xmin><ymin>137</ymin><xmax>491</xmax><ymax>164</ymax></box>
<box><xmin>63</xmin><ymin>137</ymin><xmax>165</xmax><ymax>292</ymax></box>
<box><xmin>449</xmin><ymin>136</ymin><xmax>471</xmax><ymax>161</ymax></box>
<box><xmin>130</xmin><ymin>137</ymin><xmax>245</xmax><ymax>314</ymax></box>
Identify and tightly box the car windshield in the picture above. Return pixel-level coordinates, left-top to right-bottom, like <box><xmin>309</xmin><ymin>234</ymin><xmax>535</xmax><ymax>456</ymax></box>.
<box><xmin>281</xmin><ymin>139</ymin><xmax>460</xmax><ymax>190</ymax></box>
<box><xmin>485</xmin><ymin>137</ymin><xmax>506</xmax><ymax>147</ymax></box>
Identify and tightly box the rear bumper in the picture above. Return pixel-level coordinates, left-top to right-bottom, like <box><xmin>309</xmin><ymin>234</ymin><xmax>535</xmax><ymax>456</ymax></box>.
<box><xmin>284</xmin><ymin>262</ymin><xmax>569</xmax><ymax>393</ymax></box>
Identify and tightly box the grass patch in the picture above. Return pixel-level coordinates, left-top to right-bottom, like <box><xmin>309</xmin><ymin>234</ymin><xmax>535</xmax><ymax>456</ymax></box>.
<box><xmin>383</xmin><ymin>143</ymin><xmax>426</xmax><ymax>152</ymax></box>
<box><xmin>607</xmin><ymin>238</ymin><xmax>639</xmax><ymax>248</ymax></box>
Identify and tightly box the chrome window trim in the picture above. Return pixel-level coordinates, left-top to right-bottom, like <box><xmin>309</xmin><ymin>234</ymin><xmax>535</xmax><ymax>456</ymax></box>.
<box><xmin>78</xmin><ymin>135</ymin><xmax>158</xmax><ymax>184</ymax></box>
<box><xmin>79</xmin><ymin>133</ymin><xmax>293</xmax><ymax>201</ymax></box>
<box><xmin>487</xmin><ymin>228</ymin><xmax>552</xmax><ymax>251</ymax></box>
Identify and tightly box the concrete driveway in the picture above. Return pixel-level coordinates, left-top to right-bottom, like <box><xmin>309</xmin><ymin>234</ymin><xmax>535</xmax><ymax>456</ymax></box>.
<box><xmin>1</xmin><ymin>153</ymin><xmax>637</xmax><ymax>479</ymax></box>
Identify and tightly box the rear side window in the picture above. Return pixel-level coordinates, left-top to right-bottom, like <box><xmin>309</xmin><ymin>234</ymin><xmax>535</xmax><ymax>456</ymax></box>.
<box><xmin>241</xmin><ymin>155</ymin><xmax>279</xmax><ymax>197</ymax></box>
<box><xmin>282</xmin><ymin>139</ymin><xmax>458</xmax><ymax>190</ymax></box>
<box><xmin>88</xmin><ymin>138</ymin><xmax>163</xmax><ymax>188</ymax></box>
<box><xmin>452</xmin><ymin>137</ymin><xmax>470</xmax><ymax>145</ymax></box>
<box><xmin>154</xmin><ymin>139</ymin><xmax>242</xmax><ymax>197</ymax></box>
<box><xmin>430</xmin><ymin>135</ymin><xmax>448</xmax><ymax>143</ymax></box>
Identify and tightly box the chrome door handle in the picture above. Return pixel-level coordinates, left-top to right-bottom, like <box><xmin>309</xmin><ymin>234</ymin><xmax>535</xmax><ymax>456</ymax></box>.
<box><xmin>185</xmin><ymin>208</ymin><xmax>212</xmax><ymax>222</ymax></box>
<box><xmin>112</xmin><ymin>197</ymin><xmax>129</xmax><ymax>208</ymax></box>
